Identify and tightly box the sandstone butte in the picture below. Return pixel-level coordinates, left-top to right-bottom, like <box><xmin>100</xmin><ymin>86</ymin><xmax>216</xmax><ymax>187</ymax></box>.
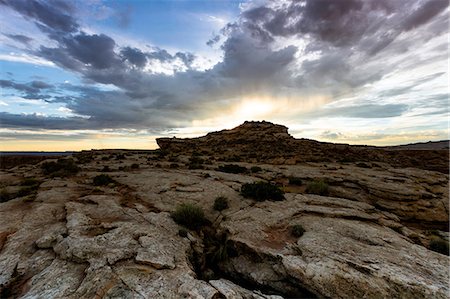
<box><xmin>0</xmin><ymin>121</ymin><xmax>448</xmax><ymax>298</ymax></box>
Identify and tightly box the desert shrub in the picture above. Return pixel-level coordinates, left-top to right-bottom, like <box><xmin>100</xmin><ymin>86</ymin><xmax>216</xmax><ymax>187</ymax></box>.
<box><xmin>205</xmin><ymin>233</ymin><xmax>234</xmax><ymax>264</ymax></box>
<box><xmin>250</xmin><ymin>166</ymin><xmax>262</xmax><ymax>173</ymax></box>
<box><xmin>291</xmin><ymin>224</ymin><xmax>305</xmax><ymax>238</ymax></box>
<box><xmin>188</xmin><ymin>156</ymin><xmax>205</xmax><ymax>169</ymax></box>
<box><xmin>0</xmin><ymin>189</ymin><xmax>14</xmax><ymax>203</ymax></box>
<box><xmin>225</xmin><ymin>155</ymin><xmax>241</xmax><ymax>162</ymax></box>
<box><xmin>241</xmin><ymin>182</ymin><xmax>285</xmax><ymax>201</ymax></box>
<box><xmin>93</xmin><ymin>174</ymin><xmax>115</xmax><ymax>186</ymax></box>
<box><xmin>101</xmin><ymin>166</ymin><xmax>110</xmax><ymax>172</ymax></box>
<box><xmin>20</xmin><ymin>178</ymin><xmax>40</xmax><ymax>186</ymax></box>
<box><xmin>131</xmin><ymin>163</ymin><xmax>139</xmax><ymax>169</ymax></box>
<box><xmin>168</xmin><ymin>155</ymin><xmax>179</xmax><ymax>162</ymax></box>
<box><xmin>190</xmin><ymin>156</ymin><xmax>204</xmax><ymax>164</ymax></box>
<box><xmin>169</xmin><ymin>163</ymin><xmax>179</xmax><ymax>169</ymax></box>
<box><xmin>339</xmin><ymin>157</ymin><xmax>354</xmax><ymax>163</ymax></box>
<box><xmin>115</xmin><ymin>154</ymin><xmax>126</xmax><ymax>160</ymax></box>
<box><xmin>178</xmin><ymin>228</ymin><xmax>188</xmax><ymax>238</ymax></box>
<box><xmin>154</xmin><ymin>149</ymin><xmax>167</xmax><ymax>158</ymax></box>
<box><xmin>429</xmin><ymin>237</ymin><xmax>449</xmax><ymax>256</ymax></box>
<box><xmin>305</xmin><ymin>180</ymin><xmax>329</xmax><ymax>196</ymax></box>
<box><xmin>17</xmin><ymin>186</ymin><xmax>36</xmax><ymax>198</ymax></box>
<box><xmin>217</xmin><ymin>164</ymin><xmax>247</xmax><ymax>174</ymax></box>
<box><xmin>74</xmin><ymin>153</ymin><xmax>94</xmax><ymax>164</ymax></box>
<box><xmin>171</xmin><ymin>203</ymin><xmax>207</xmax><ymax>230</ymax></box>
<box><xmin>188</xmin><ymin>163</ymin><xmax>204</xmax><ymax>170</ymax></box>
<box><xmin>288</xmin><ymin>176</ymin><xmax>302</xmax><ymax>186</ymax></box>
<box><xmin>101</xmin><ymin>156</ymin><xmax>109</xmax><ymax>161</ymax></box>
<box><xmin>41</xmin><ymin>158</ymin><xmax>79</xmax><ymax>177</ymax></box>
<box><xmin>356</xmin><ymin>162</ymin><xmax>371</xmax><ymax>168</ymax></box>
<box><xmin>213</xmin><ymin>196</ymin><xmax>229</xmax><ymax>211</ymax></box>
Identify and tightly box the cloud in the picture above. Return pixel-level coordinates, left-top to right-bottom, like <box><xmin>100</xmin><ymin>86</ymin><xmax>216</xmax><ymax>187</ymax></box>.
<box><xmin>0</xmin><ymin>0</ymin><xmax>78</xmax><ymax>33</ymax></box>
<box><xmin>0</xmin><ymin>0</ymin><xmax>447</xmax><ymax>137</ymax></box>
<box><xmin>120</xmin><ymin>47</ymin><xmax>147</xmax><ymax>67</ymax></box>
<box><xmin>4</xmin><ymin>33</ymin><xmax>33</xmax><ymax>44</ymax></box>
<box><xmin>0</xmin><ymin>79</ymin><xmax>54</xmax><ymax>101</ymax></box>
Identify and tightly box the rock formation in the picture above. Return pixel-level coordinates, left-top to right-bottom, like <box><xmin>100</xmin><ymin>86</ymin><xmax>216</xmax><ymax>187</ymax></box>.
<box><xmin>157</xmin><ymin>121</ymin><xmax>449</xmax><ymax>173</ymax></box>
<box><xmin>0</xmin><ymin>122</ymin><xmax>448</xmax><ymax>298</ymax></box>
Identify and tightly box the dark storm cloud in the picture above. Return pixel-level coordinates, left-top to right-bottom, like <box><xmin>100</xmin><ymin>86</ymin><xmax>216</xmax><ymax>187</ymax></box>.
<box><xmin>1</xmin><ymin>79</ymin><xmax>36</xmax><ymax>93</ymax></box>
<box><xmin>0</xmin><ymin>0</ymin><xmax>78</xmax><ymax>33</ymax></box>
<box><xmin>0</xmin><ymin>79</ymin><xmax>54</xmax><ymax>101</ymax></box>
<box><xmin>401</xmin><ymin>0</ymin><xmax>449</xmax><ymax>30</ymax></box>
<box><xmin>120</xmin><ymin>47</ymin><xmax>147</xmax><ymax>67</ymax></box>
<box><xmin>1</xmin><ymin>0</ymin><xmax>447</xmax><ymax>132</ymax></box>
<box><xmin>0</xmin><ymin>79</ymin><xmax>53</xmax><ymax>93</ymax></box>
<box><xmin>0</xmin><ymin>112</ymin><xmax>90</xmax><ymax>130</ymax></box>
<box><xmin>296</xmin><ymin>103</ymin><xmax>409</xmax><ymax>120</ymax></box>
<box><xmin>0</xmin><ymin>131</ymin><xmax>92</xmax><ymax>141</ymax></box>
<box><xmin>64</xmin><ymin>33</ymin><xmax>119</xmax><ymax>69</ymax></box>
<box><xmin>30</xmin><ymin>80</ymin><xmax>53</xmax><ymax>89</ymax></box>
<box><xmin>4</xmin><ymin>33</ymin><xmax>33</xmax><ymax>44</ymax></box>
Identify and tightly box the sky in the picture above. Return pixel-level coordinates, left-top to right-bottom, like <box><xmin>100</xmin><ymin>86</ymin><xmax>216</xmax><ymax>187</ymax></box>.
<box><xmin>0</xmin><ymin>0</ymin><xmax>448</xmax><ymax>151</ymax></box>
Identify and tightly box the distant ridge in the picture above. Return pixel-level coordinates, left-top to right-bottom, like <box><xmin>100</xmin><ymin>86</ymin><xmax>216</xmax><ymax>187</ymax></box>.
<box><xmin>383</xmin><ymin>140</ymin><xmax>449</xmax><ymax>150</ymax></box>
<box><xmin>157</xmin><ymin>121</ymin><xmax>449</xmax><ymax>173</ymax></box>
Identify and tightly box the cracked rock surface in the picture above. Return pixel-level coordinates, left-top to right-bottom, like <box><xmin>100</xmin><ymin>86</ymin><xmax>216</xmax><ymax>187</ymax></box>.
<box><xmin>0</xmin><ymin>137</ymin><xmax>449</xmax><ymax>298</ymax></box>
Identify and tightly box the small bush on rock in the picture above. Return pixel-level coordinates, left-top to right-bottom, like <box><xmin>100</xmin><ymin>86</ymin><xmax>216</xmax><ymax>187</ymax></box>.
<box><xmin>217</xmin><ymin>164</ymin><xmax>247</xmax><ymax>174</ymax></box>
<box><xmin>429</xmin><ymin>237</ymin><xmax>449</xmax><ymax>256</ymax></box>
<box><xmin>20</xmin><ymin>178</ymin><xmax>40</xmax><ymax>186</ymax></box>
<box><xmin>171</xmin><ymin>203</ymin><xmax>207</xmax><ymax>230</ymax></box>
<box><xmin>241</xmin><ymin>182</ymin><xmax>285</xmax><ymax>201</ymax></box>
<box><xmin>41</xmin><ymin>158</ymin><xmax>79</xmax><ymax>177</ymax></box>
<box><xmin>178</xmin><ymin>228</ymin><xmax>188</xmax><ymax>238</ymax></box>
<box><xmin>213</xmin><ymin>196</ymin><xmax>229</xmax><ymax>211</ymax></box>
<box><xmin>288</xmin><ymin>176</ymin><xmax>302</xmax><ymax>186</ymax></box>
<box><xmin>305</xmin><ymin>180</ymin><xmax>329</xmax><ymax>196</ymax></box>
<box><xmin>93</xmin><ymin>174</ymin><xmax>115</xmax><ymax>186</ymax></box>
<box><xmin>250</xmin><ymin>166</ymin><xmax>262</xmax><ymax>173</ymax></box>
<box><xmin>0</xmin><ymin>189</ymin><xmax>14</xmax><ymax>203</ymax></box>
<box><xmin>291</xmin><ymin>224</ymin><xmax>305</xmax><ymax>238</ymax></box>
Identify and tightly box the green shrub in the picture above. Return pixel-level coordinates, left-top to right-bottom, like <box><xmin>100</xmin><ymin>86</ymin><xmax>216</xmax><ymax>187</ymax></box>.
<box><xmin>291</xmin><ymin>224</ymin><xmax>305</xmax><ymax>238</ymax></box>
<box><xmin>115</xmin><ymin>154</ymin><xmax>126</xmax><ymax>160</ymax></box>
<box><xmin>213</xmin><ymin>196</ymin><xmax>229</xmax><ymax>211</ymax></box>
<box><xmin>0</xmin><ymin>189</ymin><xmax>14</xmax><ymax>203</ymax></box>
<box><xmin>178</xmin><ymin>228</ymin><xmax>188</xmax><ymax>238</ymax></box>
<box><xmin>429</xmin><ymin>237</ymin><xmax>449</xmax><ymax>256</ymax></box>
<box><xmin>131</xmin><ymin>163</ymin><xmax>139</xmax><ymax>169</ymax></box>
<box><xmin>356</xmin><ymin>162</ymin><xmax>371</xmax><ymax>168</ymax></box>
<box><xmin>93</xmin><ymin>174</ymin><xmax>115</xmax><ymax>186</ymax></box>
<box><xmin>41</xmin><ymin>158</ymin><xmax>79</xmax><ymax>177</ymax></box>
<box><xmin>17</xmin><ymin>186</ymin><xmax>37</xmax><ymax>198</ymax></box>
<box><xmin>188</xmin><ymin>163</ymin><xmax>204</xmax><ymax>170</ymax></box>
<box><xmin>73</xmin><ymin>152</ymin><xmax>94</xmax><ymax>164</ymax></box>
<box><xmin>171</xmin><ymin>203</ymin><xmax>207</xmax><ymax>230</ymax></box>
<box><xmin>305</xmin><ymin>180</ymin><xmax>329</xmax><ymax>196</ymax></box>
<box><xmin>217</xmin><ymin>164</ymin><xmax>247</xmax><ymax>174</ymax></box>
<box><xmin>250</xmin><ymin>166</ymin><xmax>262</xmax><ymax>173</ymax></box>
<box><xmin>190</xmin><ymin>156</ymin><xmax>204</xmax><ymax>165</ymax></box>
<box><xmin>20</xmin><ymin>178</ymin><xmax>40</xmax><ymax>186</ymax></box>
<box><xmin>288</xmin><ymin>176</ymin><xmax>302</xmax><ymax>186</ymax></box>
<box><xmin>241</xmin><ymin>182</ymin><xmax>285</xmax><ymax>201</ymax></box>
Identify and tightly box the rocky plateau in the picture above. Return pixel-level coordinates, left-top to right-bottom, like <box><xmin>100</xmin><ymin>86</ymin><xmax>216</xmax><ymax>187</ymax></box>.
<box><xmin>0</xmin><ymin>121</ymin><xmax>448</xmax><ymax>298</ymax></box>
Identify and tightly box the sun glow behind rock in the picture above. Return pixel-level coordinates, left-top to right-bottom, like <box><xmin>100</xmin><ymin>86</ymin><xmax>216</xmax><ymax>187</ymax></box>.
<box><xmin>185</xmin><ymin>94</ymin><xmax>331</xmax><ymax>138</ymax></box>
<box><xmin>234</xmin><ymin>99</ymin><xmax>274</xmax><ymax>120</ymax></box>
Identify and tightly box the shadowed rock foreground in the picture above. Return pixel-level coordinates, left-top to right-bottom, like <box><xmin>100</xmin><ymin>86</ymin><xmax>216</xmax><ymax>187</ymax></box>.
<box><xmin>0</xmin><ymin>122</ymin><xmax>448</xmax><ymax>298</ymax></box>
